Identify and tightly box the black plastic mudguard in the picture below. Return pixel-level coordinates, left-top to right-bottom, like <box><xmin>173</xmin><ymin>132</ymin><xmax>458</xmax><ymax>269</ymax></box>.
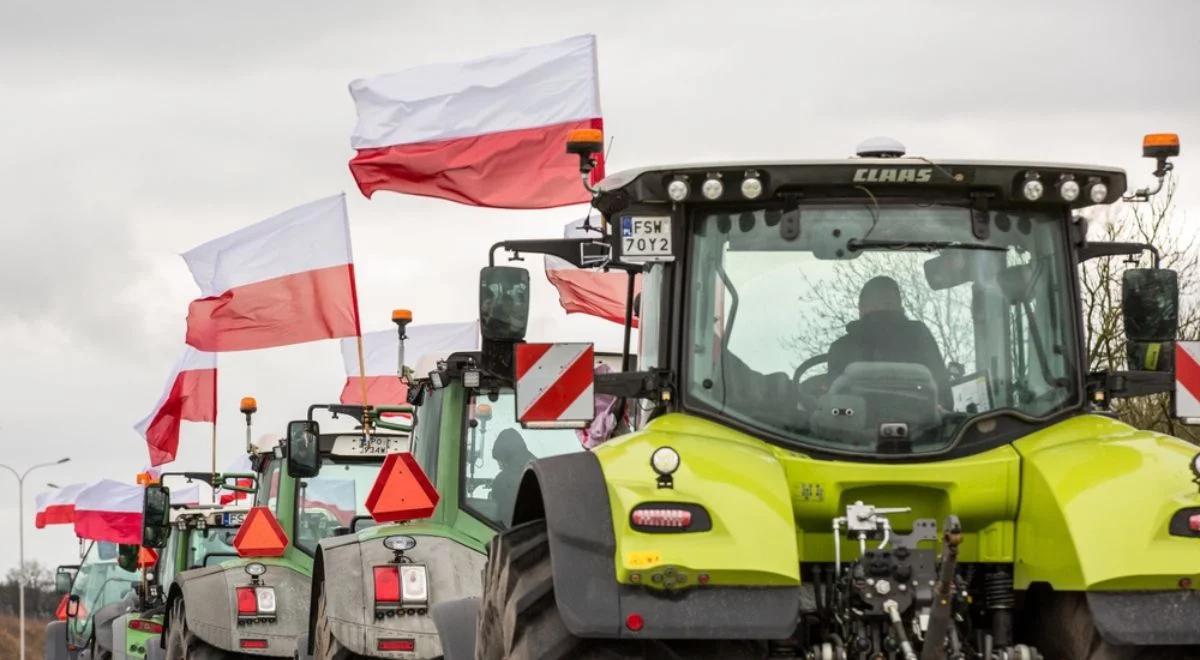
<box><xmin>1088</xmin><ymin>591</ymin><xmax>1200</xmax><ymax>645</ymax></box>
<box><xmin>517</xmin><ymin>453</ymin><xmax>800</xmax><ymax>640</ymax></box>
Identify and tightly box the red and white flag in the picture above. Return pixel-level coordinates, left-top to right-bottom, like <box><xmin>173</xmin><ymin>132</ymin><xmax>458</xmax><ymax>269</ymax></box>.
<box><xmin>34</xmin><ymin>483</ymin><xmax>87</xmax><ymax>528</ymax></box>
<box><xmin>184</xmin><ymin>194</ymin><xmax>361</xmax><ymax>352</ymax></box>
<box><xmin>73</xmin><ymin>479</ymin><xmax>143</xmax><ymax>544</ymax></box>
<box><xmin>339</xmin><ymin>321</ymin><xmax>478</xmax><ymax>406</ymax></box>
<box><xmin>135</xmin><ymin>347</ymin><xmax>217</xmax><ymax>466</ymax></box>
<box><xmin>546</xmin><ymin>218</ymin><xmax>639</xmax><ymax>326</ymax></box>
<box><xmin>348</xmin><ymin>34</ymin><xmax>603</xmax><ymax>208</ymax></box>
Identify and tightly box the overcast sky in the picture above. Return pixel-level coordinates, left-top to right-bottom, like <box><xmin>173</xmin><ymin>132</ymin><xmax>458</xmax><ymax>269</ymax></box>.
<box><xmin>1</xmin><ymin>0</ymin><xmax>1197</xmax><ymax>574</ymax></box>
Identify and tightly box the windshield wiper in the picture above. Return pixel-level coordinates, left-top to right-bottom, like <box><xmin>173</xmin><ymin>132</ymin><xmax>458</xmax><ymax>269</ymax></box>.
<box><xmin>847</xmin><ymin>239</ymin><xmax>1007</xmax><ymax>253</ymax></box>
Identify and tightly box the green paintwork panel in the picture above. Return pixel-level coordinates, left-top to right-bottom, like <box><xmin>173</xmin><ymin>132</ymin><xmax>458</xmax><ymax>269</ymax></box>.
<box><xmin>774</xmin><ymin>441</ymin><xmax>1020</xmax><ymax>565</ymax></box>
<box><xmin>595</xmin><ymin>413</ymin><xmax>800</xmax><ymax>588</ymax></box>
<box><xmin>354</xmin><ymin>382</ymin><xmax>492</xmax><ymax>553</ymax></box>
<box><xmin>1013</xmin><ymin>414</ymin><xmax>1200</xmax><ymax>590</ymax></box>
<box><xmin>124</xmin><ymin>622</ymin><xmax>159</xmax><ymax>659</ymax></box>
<box><xmin>599</xmin><ymin>411</ymin><xmax>1200</xmax><ymax>593</ymax></box>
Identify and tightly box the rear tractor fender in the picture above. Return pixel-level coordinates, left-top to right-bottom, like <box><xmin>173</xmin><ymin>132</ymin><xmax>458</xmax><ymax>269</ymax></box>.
<box><xmin>512</xmin><ymin>428</ymin><xmax>801</xmax><ymax>640</ymax></box>
<box><xmin>175</xmin><ymin>562</ymin><xmax>311</xmax><ymax>654</ymax></box>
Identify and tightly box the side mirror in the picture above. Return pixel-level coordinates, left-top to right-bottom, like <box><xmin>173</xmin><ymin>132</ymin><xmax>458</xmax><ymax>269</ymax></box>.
<box><xmin>66</xmin><ymin>594</ymin><xmax>80</xmax><ymax>618</ymax></box>
<box><xmin>1123</xmin><ymin>268</ymin><xmax>1179</xmax><ymax>371</ymax></box>
<box><xmin>54</xmin><ymin>566</ymin><xmax>78</xmax><ymax>594</ymax></box>
<box><xmin>141</xmin><ymin>485</ymin><xmax>171</xmax><ymax>549</ymax></box>
<box><xmin>287</xmin><ymin>420</ymin><xmax>321</xmax><ymax>478</ymax></box>
<box><xmin>479</xmin><ymin>266</ymin><xmax>530</xmax><ymax>342</ymax></box>
<box><xmin>218</xmin><ymin>474</ymin><xmax>257</xmax><ymax>493</ymax></box>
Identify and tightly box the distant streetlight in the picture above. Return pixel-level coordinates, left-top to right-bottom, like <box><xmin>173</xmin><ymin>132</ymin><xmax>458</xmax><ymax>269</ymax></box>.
<box><xmin>1</xmin><ymin>457</ymin><xmax>71</xmax><ymax>660</ymax></box>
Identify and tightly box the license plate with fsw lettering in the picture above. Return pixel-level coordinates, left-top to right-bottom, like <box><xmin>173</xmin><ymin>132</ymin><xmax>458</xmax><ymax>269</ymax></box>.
<box><xmin>619</xmin><ymin>216</ymin><xmax>673</xmax><ymax>263</ymax></box>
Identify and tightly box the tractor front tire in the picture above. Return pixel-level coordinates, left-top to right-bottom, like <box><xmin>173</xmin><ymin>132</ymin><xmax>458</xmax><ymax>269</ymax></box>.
<box><xmin>313</xmin><ymin>585</ymin><xmax>363</xmax><ymax>660</ymax></box>
<box><xmin>1029</xmin><ymin>591</ymin><xmax>1197</xmax><ymax>660</ymax></box>
<box><xmin>475</xmin><ymin>519</ymin><xmax>766</xmax><ymax>660</ymax></box>
<box><xmin>165</xmin><ymin>599</ymin><xmax>244</xmax><ymax>660</ymax></box>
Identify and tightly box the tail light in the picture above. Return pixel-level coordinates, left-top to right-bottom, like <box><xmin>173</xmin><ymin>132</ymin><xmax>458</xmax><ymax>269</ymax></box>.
<box><xmin>239</xmin><ymin>639</ymin><xmax>269</xmax><ymax>649</ymax></box>
<box><xmin>373</xmin><ymin>564</ymin><xmax>429</xmax><ymax>616</ymax></box>
<box><xmin>235</xmin><ymin>585</ymin><xmax>277</xmax><ymax>622</ymax></box>
<box><xmin>128</xmin><ymin>619</ymin><xmax>164</xmax><ymax>634</ymax></box>
<box><xmin>629</xmin><ymin>503</ymin><xmax>712</xmax><ymax>533</ymax></box>
<box><xmin>373</xmin><ymin>566</ymin><xmax>401</xmax><ymax>605</ymax></box>
<box><xmin>632</xmin><ymin>509</ymin><xmax>692</xmax><ymax>528</ymax></box>
<box><xmin>1169</xmin><ymin>508</ymin><xmax>1200</xmax><ymax>538</ymax></box>
<box><xmin>378</xmin><ymin>638</ymin><xmax>416</xmax><ymax>652</ymax></box>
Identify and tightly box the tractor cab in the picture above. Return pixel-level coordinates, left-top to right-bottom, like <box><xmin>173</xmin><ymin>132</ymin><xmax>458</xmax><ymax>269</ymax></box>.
<box><xmin>452</xmin><ymin>132</ymin><xmax>1200</xmax><ymax>660</ymax></box>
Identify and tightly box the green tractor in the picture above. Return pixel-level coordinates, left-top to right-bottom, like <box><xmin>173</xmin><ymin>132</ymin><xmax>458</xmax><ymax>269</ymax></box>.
<box><xmin>303</xmin><ymin>350</ymin><xmax>590</xmax><ymax>659</ymax></box>
<box><xmin>436</xmin><ymin>131</ymin><xmax>1200</xmax><ymax>659</ymax></box>
<box><xmin>144</xmin><ymin>405</ymin><xmax>412</xmax><ymax>659</ymax></box>
<box><xmin>48</xmin><ymin>541</ymin><xmax>141</xmax><ymax>660</ymax></box>
<box><xmin>112</xmin><ymin>476</ymin><xmax>254</xmax><ymax>660</ymax></box>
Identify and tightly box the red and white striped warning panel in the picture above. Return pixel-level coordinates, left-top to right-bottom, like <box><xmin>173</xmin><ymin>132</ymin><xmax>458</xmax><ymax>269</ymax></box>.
<box><xmin>1176</xmin><ymin>342</ymin><xmax>1200</xmax><ymax>418</ymax></box>
<box><xmin>515</xmin><ymin>343</ymin><xmax>595</xmax><ymax>427</ymax></box>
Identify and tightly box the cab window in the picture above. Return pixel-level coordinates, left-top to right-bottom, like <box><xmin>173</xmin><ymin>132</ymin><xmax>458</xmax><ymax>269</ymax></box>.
<box><xmin>257</xmin><ymin>456</ymin><xmax>281</xmax><ymax>512</ymax></box>
<box><xmin>294</xmin><ymin>459</ymin><xmax>380</xmax><ymax>554</ymax></box>
<box><xmin>462</xmin><ymin>389</ymin><xmax>585</xmax><ymax>528</ymax></box>
<box><xmin>189</xmin><ymin>527</ymin><xmax>239</xmax><ymax>568</ymax></box>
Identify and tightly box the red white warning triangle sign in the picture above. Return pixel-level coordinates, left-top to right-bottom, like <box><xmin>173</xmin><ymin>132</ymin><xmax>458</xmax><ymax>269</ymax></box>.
<box><xmin>365</xmin><ymin>452</ymin><xmax>439</xmax><ymax>523</ymax></box>
<box><xmin>137</xmin><ymin>547</ymin><xmax>158</xmax><ymax>568</ymax></box>
<box><xmin>233</xmin><ymin>506</ymin><xmax>289</xmax><ymax>557</ymax></box>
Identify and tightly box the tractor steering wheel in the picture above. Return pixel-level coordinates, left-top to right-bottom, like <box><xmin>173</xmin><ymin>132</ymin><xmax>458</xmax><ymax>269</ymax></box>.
<box><xmin>792</xmin><ymin>353</ymin><xmax>830</xmax><ymax>409</ymax></box>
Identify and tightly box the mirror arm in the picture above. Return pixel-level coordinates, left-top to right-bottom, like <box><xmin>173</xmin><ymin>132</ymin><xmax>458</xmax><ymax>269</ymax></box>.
<box><xmin>489</xmin><ymin>238</ymin><xmax>636</xmax><ymax>272</ymax></box>
<box><xmin>1077</xmin><ymin>241</ymin><xmax>1161</xmax><ymax>268</ymax></box>
<box><xmin>1091</xmin><ymin>369</ymin><xmax>1174</xmax><ymax>400</ymax></box>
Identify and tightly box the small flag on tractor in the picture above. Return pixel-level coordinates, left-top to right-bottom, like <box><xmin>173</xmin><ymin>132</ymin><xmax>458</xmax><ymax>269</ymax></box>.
<box><xmin>133</xmin><ymin>347</ymin><xmax>217</xmax><ymax>466</ymax></box>
<box><xmin>514</xmin><ymin>343</ymin><xmax>595</xmax><ymax>427</ymax></box>
<box><xmin>339</xmin><ymin>321</ymin><xmax>478</xmax><ymax>407</ymax></box>
<box><xmin>183</xmin><ymin>194</ymin><xmax>361</xmax><ymax>352</ymax></box>
<box><xmin>73</xmin><ymin>479</ymin><xmax>144</xmax><ymax>545</ymax></box>
<box><xmin>347</xmin><ymin>34</ymin><xmax>603</xmax><ymax>208</ymax></box>
<box><xmin>546</xmin><ymin>217</ymin><xmax>640</xmax><ymax>326</ymax></box>
<box><xmin>365</xmin><ymin>453</ymin><xmax>439</xmax><ymax>523</ymax></box>
<box><xmin>34</xmin><ymin>483</ymin><xmax>87</xmax><ymax>528</ymax></box>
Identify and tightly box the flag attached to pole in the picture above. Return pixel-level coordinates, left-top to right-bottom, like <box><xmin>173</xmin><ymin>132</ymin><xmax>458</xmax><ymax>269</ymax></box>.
<box><xmin>545</xmin><ymin>218</ymin><xmax>639</xmax><ymax>326</ymax></box>
<box><xmin>348</xmin><ymin>34</ymin><xmax>603</xmax><ymax>208</ymax></box>
<box><xmin>339</xmin><ymin>321</ymin><xmax>478</xmax><ymax>406</ymax></box>
<box><xmin>183</xmin><ymin>194</ymin><xmax>361</xmax><ymax>352</ymax></box>
<box><xmin>34</xmin><ymin>483</ymin><xmax>87</xmax><ymax>528</ymax></box>
<box><xmin>73</xmin><ymin>479</ymin><xmax>144</xmax><ymax>544</ymax></box>
<box><xmin>135</xmin><ymin>347</ymin><xmax>217</xmax><ymax>466</ymax></box>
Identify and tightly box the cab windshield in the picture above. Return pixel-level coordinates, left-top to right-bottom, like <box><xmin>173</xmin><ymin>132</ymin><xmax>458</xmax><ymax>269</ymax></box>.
<box><xmin>686</xmin><ymin>203</ymin><xmax>1078</xmax><ymax>456</ymax></box>
<box><xmin>295</xmin><ymin>460</ymin><xmax>382</xmax><ymax>553</ymax></box>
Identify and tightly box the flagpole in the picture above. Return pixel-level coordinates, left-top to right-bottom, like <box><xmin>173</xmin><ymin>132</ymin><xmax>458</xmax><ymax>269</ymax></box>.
<box><xmin>356</xmin><ymin>334</ymin><xmax>371</xmax><ymax>416</ymax></box>
<box><xmin>211</xmin><ymin>422</ymin><xmax>218</xmax><ymax>503</ymax></box>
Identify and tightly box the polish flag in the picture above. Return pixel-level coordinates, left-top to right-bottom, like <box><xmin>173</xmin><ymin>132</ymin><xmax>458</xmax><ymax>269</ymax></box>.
<box><xmin>73</xmin><ymin>479</ymin><xmax>144</xmax><ymax>544</ymax></box>
<box><xmin>184</xmin><ymin>194</ymin><xmax>361</xmax><ymax>352</ymax></box>
<box><xmin>134</xmin><ymin>347</ymin><xmax>217</xmax><ymax>466</ymax></box>
<box><xmin>339</xmin><ymin>321</ymin><xmax>478</xmax><ymax>406</ymax></box>
<box><xmin>34</xmin><ymin>483</ymin><xmax>87</xmax><ymax>528</ymax></box>
<box><xmin>171</xmin><ymin>485</ymin><xmax>201</xmax><ymax>506</ymax></box>
<box><xmin>545</xmin><ymin>218</ymin><xmax>640</xmax><ymax>326</ymax></box>
<box><xmin>219</xmin><ymin>454</ymin><xmax>254</xmax><ymax>505</ymax></box>
<box><xmin>348</xmin><ymin>34</ymin><xmax>603</xmax><ymax>208</ymax></box>
<box><xmin>301</xmin><ymin>479</ymin><xmax>357</xmax><ymax>526</ymax></box>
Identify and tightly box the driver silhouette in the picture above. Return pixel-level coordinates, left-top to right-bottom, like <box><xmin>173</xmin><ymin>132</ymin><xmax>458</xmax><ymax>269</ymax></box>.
<box><xmin>827</xmin><ymin>276</ymin><xmax>951</xmax><ymax>406</ymax></box>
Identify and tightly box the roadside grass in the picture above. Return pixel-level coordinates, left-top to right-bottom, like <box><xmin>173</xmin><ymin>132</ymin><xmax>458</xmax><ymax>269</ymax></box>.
<box><xmin>0</xmin><ymin>613</ymin><xmax>50</xmax><ymax>659</ymax></box>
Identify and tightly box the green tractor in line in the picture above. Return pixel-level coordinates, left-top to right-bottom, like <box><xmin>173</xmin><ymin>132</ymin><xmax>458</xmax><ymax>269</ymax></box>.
<box><xmin>302</xmin><ymin>349</ymin><xmax>592</xmax><ymax>659</ymax></box>
<box><xmin>48</xmin><ymin>540</ymin><xmax>142</xmax><ymax>660</ymax></box>
<box><xmin>112</xmin><ymin>475</ymin><xmax>255</xmax><ymax>660</ymax></box>
<box><xmin>432</xmin><ymin>131</ymin><xmax>1200</xmax><ymax>659</ymax></box>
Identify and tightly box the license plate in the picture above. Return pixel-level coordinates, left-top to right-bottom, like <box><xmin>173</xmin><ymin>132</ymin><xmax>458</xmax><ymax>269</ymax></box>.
<box><xmin>331</xmin><ymin>434</ymin><xmax>410</xmax><ymax>457</ymax></box>
<box><xmin>620</xmin><ymin>216</ymin><xmax>673</xmax><ymax>263</ymax></box>
<box><xmin>220</xmin><ymin>512</ymin><xmax>246</xmax><ymax>527</ymax></box>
